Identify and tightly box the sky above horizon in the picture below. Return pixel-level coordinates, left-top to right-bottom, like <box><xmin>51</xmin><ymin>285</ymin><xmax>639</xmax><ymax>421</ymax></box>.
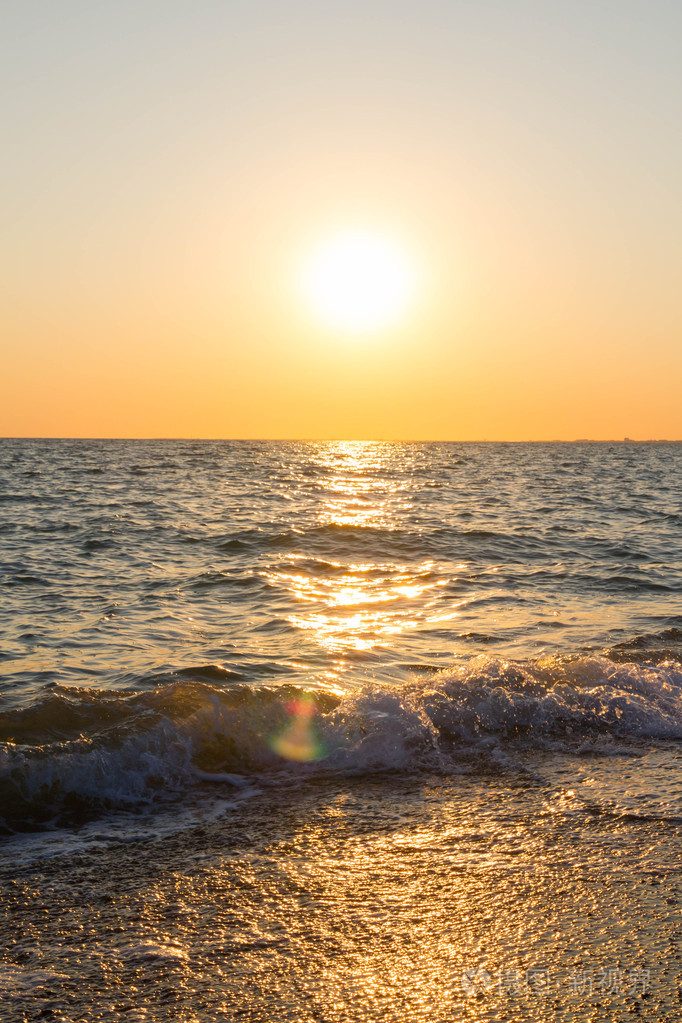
<box><xmin>2</xmin><ymin>0</ymin><xmax>681</xmax><ymax>440</ymax></box>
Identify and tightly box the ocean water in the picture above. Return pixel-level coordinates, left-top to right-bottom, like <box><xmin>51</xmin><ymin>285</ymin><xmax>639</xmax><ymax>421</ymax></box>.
<box><xmin>1</xmin><ymin>439</ymin><xmax>681</xmax><ymax>1021</ymax></box>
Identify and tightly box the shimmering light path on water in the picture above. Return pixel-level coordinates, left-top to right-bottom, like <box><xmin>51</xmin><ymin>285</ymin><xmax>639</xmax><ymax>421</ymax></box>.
<box><xmin>2</xmin><ymin>440</ymin><xmax>681</xmax><ymax>705</ymax></box>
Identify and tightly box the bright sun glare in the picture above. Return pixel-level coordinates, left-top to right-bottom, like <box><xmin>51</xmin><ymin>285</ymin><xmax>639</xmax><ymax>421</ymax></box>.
<box><xmin>301</xmin><ymin>230</ymin><xmax>417</xmax><ymax>334</ymax></box>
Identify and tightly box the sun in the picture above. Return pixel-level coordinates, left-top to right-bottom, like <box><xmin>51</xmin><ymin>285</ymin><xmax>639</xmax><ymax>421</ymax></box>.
<box><xmin>301</xmin><ymin>229</ymin><xmax>417</xmax><ymax>334</ymax></box>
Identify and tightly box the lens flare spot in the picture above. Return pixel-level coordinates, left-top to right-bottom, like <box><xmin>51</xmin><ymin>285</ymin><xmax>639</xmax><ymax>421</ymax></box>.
<box><xmin>270</xmin><ymin>696</ymin><xmax>325</xmax><ymax>763</ymax></box>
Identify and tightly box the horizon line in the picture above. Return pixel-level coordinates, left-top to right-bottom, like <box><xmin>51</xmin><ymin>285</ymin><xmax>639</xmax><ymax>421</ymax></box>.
<box><xmin>1</xmin><ymin>436</ymin><xmax>680</xmax><ymax>444</ymax></box>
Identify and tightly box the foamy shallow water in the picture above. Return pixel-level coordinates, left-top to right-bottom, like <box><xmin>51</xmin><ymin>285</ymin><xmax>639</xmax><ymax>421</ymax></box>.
<box><xmin>1</xmin><ymin>760</ymin><xmax>681</xmax><ymax>1021</ymax></box>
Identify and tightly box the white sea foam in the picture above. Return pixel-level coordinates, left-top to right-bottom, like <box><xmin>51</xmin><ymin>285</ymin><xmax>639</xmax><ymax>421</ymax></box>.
<box><xmin>0</xmin><ymin>963</ymin><xmax>69</xmax><ymax>992</ymax></box>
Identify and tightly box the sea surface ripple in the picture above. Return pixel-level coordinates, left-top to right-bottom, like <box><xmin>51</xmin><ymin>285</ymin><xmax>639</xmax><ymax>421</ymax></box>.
<box><xmin>1</xmin><ymin>439</ymin><xmax>681</xmax><ymax>830</ymax></box>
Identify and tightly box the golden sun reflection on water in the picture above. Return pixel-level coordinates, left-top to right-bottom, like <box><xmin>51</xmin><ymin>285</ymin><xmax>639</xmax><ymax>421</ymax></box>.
<box><xmin>316</xmin><ymin>441</ymin><xmax>413</xmax><ymax>530</ymax></box>
<box><xmin>261</xmin><ymin>442</ymin><xmax>470</xmax><ymax>666</ymax></box>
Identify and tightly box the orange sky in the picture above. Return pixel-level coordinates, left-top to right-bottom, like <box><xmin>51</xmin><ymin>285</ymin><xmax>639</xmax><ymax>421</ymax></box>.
<box><xmin>2</xmin><ymin>1</ymin><xmax>681</xmax><ymax>439</ymax></box>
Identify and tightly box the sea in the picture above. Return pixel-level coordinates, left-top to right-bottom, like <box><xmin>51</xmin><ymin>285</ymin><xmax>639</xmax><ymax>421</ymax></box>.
<box><xmin>1</xmin><ymin>438</ymin><xmax>681</xmax><ymax>1022</ymax></box>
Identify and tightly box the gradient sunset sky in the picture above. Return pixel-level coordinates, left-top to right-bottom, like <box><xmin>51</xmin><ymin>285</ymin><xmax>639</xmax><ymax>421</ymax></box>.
<box><xmin>3</xmin><ymin>1</ymin><xmax>681</xmax><ymax>440</ymax></box>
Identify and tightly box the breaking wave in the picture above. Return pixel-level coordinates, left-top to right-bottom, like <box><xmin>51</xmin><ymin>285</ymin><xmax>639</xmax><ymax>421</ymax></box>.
<box><xmin>2</xmin><ymin>650</ymin><xmax>682</xmax><ymax>832</ymax></box>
